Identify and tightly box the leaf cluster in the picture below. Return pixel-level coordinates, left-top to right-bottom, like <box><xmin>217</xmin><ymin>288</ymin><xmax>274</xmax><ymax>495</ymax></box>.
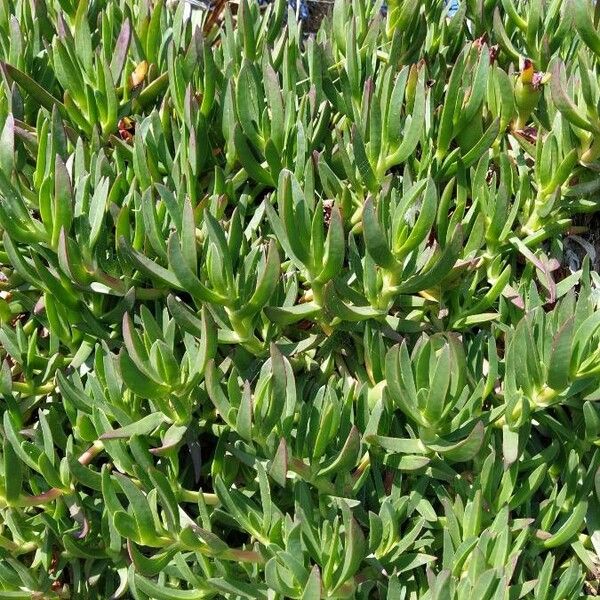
<box><xmin>1</xmin><ymin>0</ymin><xmax>600</xmax><ymax>598</ymax></box>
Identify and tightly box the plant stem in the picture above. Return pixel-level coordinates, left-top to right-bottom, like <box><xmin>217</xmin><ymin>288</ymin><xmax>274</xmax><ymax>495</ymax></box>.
<box><xmin>179</xmin><ymin>488</ymin><xmax>220</xmax><ymax>505</ymax></box>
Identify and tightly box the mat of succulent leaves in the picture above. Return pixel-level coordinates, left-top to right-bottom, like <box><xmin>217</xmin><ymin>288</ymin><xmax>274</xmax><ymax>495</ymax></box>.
<box><xmin>3</xmin><ymin>0</ymin><xmax>600</xmax><ymax>597</ymax></box>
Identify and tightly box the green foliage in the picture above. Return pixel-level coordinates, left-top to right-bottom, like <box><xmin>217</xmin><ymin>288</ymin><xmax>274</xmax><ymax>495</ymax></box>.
<box><xmin>1</xmin><ymin>0</ymin><xmax>600</xmax><ymax>597</ymax></box>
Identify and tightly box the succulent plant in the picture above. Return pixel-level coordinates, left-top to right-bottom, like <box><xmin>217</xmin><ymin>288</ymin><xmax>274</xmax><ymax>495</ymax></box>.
<box><xmin>1</xmin><ymin>0</ymin><xmax>600</xmax><ymax>598</ymax></box>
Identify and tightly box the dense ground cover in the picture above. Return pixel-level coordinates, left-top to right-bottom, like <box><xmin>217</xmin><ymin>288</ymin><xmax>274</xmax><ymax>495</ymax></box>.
<box><xmin>2</xmin><ymin>0</ymin><xmax>600</xmax><ymax>597</ymax></box>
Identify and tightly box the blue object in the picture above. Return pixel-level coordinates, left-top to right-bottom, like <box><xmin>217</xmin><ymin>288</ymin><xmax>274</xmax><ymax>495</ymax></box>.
<box><xmin>289</xmin><ymin>0</ymin><xmax>310</xmax><ymax>20</ymax></box>
<box><xmin>446</xmin><ymin>0</ymin><xmax>459</xmax><ymax>16</ymax></box>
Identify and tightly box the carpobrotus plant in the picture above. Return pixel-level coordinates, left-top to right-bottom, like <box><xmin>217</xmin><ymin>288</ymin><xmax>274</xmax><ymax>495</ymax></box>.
<box><xmin>1</xmin><ymin>0</ymin><xmax>600</xmax><ymax>597</ymax></box>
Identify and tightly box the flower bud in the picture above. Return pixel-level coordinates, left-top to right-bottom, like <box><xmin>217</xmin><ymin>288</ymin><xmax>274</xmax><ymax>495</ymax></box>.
<box><xmin>514</xmin><ymin>59</ymin><xmax>549</xmax><ymax>130</ymax></box>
